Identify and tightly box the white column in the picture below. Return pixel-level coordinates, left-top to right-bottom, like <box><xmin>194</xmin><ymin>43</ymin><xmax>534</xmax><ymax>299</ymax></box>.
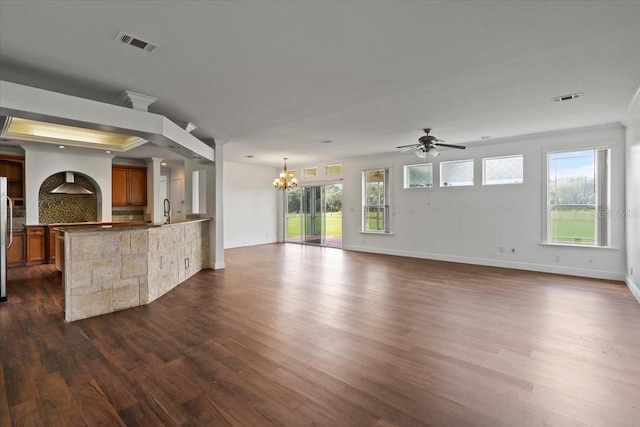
<box><xmin>209</xmin><ymin>140</ymin><xmax>225</xmax><ymax>269</ymax></box>
<box><xmin>146</xmin><ymin>157</ymin><xmax>164</xmax><ymax>224</ymax></box>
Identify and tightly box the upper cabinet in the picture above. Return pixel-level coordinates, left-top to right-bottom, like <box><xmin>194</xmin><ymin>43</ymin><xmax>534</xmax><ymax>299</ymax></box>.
<box><xmin>128</xmin><ymin>168</ymin><xmax>147</xmax><ymax>205</ymax></box>
<box><xmin>0</xmin><ymin>154</ymin><xmax>25</xmax><ymax>208</ymax></box>
<box><xmin>112</xmin><ymin>167</ymin><xmax>129</xmax><ymax>205</ymax></box>
<box><xmin>112</xmin><ymin>165</ymin><xmax>147</xmax><ymax>206</ymax></box>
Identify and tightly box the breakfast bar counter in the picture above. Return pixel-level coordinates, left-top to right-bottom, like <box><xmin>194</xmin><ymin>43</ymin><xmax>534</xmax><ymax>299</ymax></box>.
<box><xmin>58</xmin><ymin>219</ymin><xmax>211</xmax><ymax>321</ymax></box>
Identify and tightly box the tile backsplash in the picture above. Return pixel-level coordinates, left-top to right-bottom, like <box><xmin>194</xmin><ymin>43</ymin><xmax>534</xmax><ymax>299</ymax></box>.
<box><xmin>10</xmin><ymin>207</ymin><xmax>25</xmax><ymax>229</ymax></box>
<box><xmin>38</xmin><ymin>173</ymin><xmax>98</xmax><ymax>224</ymax></box>
<box><xmin>112</xmin><ymin>208</ymin><xmax>146</xmax><ymax>222</ymax></box>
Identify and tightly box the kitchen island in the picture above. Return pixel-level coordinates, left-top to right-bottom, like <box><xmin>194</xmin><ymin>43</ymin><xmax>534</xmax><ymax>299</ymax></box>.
<box><xmin>58</xmin><ymin>219</ymin><xmax>210</xmax><ymax>322</ymax></box>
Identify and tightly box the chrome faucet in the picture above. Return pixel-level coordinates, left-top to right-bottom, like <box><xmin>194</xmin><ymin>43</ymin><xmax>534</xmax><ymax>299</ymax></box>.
<box><xmin>163</xmin><ymin>198</ymin><xmax>171</xmax><ymax>224</ymax></box>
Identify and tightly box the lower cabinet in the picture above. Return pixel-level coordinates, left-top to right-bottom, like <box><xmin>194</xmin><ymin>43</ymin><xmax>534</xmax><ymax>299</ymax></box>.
<box><xmin>49</xmin><ymin>227</ymin><xmax>56</xmax><ymax>263</ymax></box>
<box><xmin>7</xmin><ymin>231</ymin><xmax>25</xmax><ymax>267</ymax></box>
<box><xmin>26</xmin><ymin>226</ymin><xmax>46</xmax><ymax>264</ymax></box>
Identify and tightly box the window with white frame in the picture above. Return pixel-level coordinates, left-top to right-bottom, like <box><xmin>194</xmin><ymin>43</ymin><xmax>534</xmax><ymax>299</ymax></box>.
<box><xmin>404</xmin><ymin>163</ymin><xmax>433</xmax><ymax>188</ymax></box>
<box><xmin>304</xmin><ymin>167</ymin><xmax>317</xmax><ymax>177</ymax></box>
<box><xmin>546</xmin><ymin>148</ymin><xmax>609</xmax><ymax>246</ymax></box>
<box><xmin>362</xmin><ymin>168</ymin><xmax>390</xmax><ymax>233</ymax></box>
<box><xmin>440</xmin><ymin>159</ymin><xmax>474</xmax><ymax>187</ymax></box>
<box><xmin>326</xmin><ymin>164</ymin><xmax>342</xmax><ymax>175</ymax></box>
<box><xmin>483</xmin><ymin>155</ymin><xmax>523</xmax><ymax>185</ymax></box>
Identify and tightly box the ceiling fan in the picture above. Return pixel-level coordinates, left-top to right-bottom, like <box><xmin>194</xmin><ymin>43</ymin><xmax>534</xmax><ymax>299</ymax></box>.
<box><xmin>397</xmin><ymin>128</ymin><xmax>465</xmax><ymax>158</ymax></box>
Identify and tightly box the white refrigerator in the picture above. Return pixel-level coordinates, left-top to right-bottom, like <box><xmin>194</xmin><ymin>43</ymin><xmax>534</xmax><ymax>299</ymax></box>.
<box><xmin>1</xmin><ymin>176</ymin><xmax>12</xmax><ymax>302</ymax></box>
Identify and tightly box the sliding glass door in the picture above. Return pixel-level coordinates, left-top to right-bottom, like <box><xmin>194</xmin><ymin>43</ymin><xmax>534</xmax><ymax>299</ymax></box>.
<box><xmin>285</xmin><ymin>183</ymin><xmax>342</xmax><ymax>248</ymax></box>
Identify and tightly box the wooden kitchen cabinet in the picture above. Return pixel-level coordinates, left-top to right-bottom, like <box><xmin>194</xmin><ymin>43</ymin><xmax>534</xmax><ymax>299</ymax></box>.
<box><xmin>112</xmin><ymin>165</ymin><xmax>147</xmax><ymax>206</ymax></box>
<box><xmin>112</xmin><ymin>167</ymin><xmax>129</xmax><ymax>205</ymax></box>
<box><xmin>0</xmin><ymin>154</ymin><xmax>25</xmax><ymax>208</ymax></box>
<box><xmin>48</xmin><ymin>227</ymin><xmax>56</xmax><ymax>264</ymax></box>
<box><xmin>128</xmin><ymin>168</ymin><xmax>147</xmax><ymax>205</ymax></box>
<box><xmin>26</xmin><ymin>226</ymin><xmax>46</xmax><ymax>264</ymax></box>
<box><xmin>7</xmin><ymin>230</ymin><xmax>26</xmax><ymax>267</ymax></box>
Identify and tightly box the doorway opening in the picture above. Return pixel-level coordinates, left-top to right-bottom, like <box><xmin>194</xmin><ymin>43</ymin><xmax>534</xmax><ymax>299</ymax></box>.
<box><xmin>285</xmin><ymin>183</ymin><xmax>342</xmax><ymax>248</ymax></box>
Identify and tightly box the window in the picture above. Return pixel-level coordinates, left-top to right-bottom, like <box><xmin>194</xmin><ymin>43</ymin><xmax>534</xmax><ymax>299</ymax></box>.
<box><xmin>404</xmin><ymin>163</ymin><xmax>433</xmax><ymax>188</ymax></box>
<box><xmin>440</xmin><ymin>159</ymin><xmax>474</xmax><ymax>187</ymax></box>
<box><xmin>304</xmin><ymin>167</ymin><xmax>317</xmax><ymax>177</ymax></box>
<box><xmin>326</xmin><ymin>164</ymin><xmax>342</xmax><ymax>175</ymax></box>
<box><xmin>483</xmin><ymin>155</ymin><xmax>523</xmax><ymax>185</ymax></box>
<box><xmin>363</xmin><ymin>168</ymin><xmax>390</xmax><ymax>233</ymax></box>
<box><xmin>547</xmin><ymin>148</ymin><xmax>609</xmax><ymax>246</ymax></box>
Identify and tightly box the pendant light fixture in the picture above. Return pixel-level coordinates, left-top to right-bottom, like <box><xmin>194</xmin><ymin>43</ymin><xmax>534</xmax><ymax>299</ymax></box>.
<box><xmin>273</xmin><ymin>157</ymin><xmax>298</xmax><ymax>190</ymax></box>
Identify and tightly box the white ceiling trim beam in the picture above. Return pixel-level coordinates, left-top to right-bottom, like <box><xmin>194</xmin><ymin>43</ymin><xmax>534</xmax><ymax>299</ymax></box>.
<box><xmin>0</xmin><ymin>81</ymin><xmax>214</xmax><ymax>163</ymax></box>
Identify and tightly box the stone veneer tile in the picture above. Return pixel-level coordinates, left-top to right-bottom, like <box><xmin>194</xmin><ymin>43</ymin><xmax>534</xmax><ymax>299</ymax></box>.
<box><xmin>70</xmin><ymin>289</ymin><xmax>112</xmax><ymax>321</ymax></box>
<box><xmin>148</xmin><ymin>232</ymin><xmax>159</xmax><ymax>253</ymax></box>
<box><xmin>99</xmin><ymin>241</ymin><xmax>121</xmax><ymax>258</ymax></box>
<box><xmin>139</xmin><ymin>277</ymin><xmax>148</xmax><ymax>305</ymax></box>
<box><xmin>148</xmin><ymin>276</ymin><xmax>160</xmax><ymax>302</ymax></box>
<box><xmin>121</xmin><ymin>254</ymin><xmax>147</xmax><ymax>278</ymax></box>
<box><xmin>112</xmin><ymin>278</ymin><xmax>140</xmax><ymax>311</ymax></box>
<box><xmin>93</xmin><ymin>264</ymin><xmax>121</xmax><ymax>283</ymax></box>
<box><xmin>101</xmin><ymin>232</ymin><xmax>122</xmax><ymax>242</ymax></box>
<box><xmin>71</xmin><ymin>235</ymin><xmax>103</xmax><ymax>261</ymax></box>
<box><xmin>91</xmin><ymin>257</ymin><xmax>121</xmax><ymax>269</ymax></box>
<box><xmin>120</xmin><ymin>233</ymin><xmax>131</xmax><ymax>256</ymax></box>
<box><xmin>130</xmin><ymin>230</ymin><xmax>148</xmax><ymax>254</ymax></box>
<box><xmin>171</xmin><ymin>227</ymin><xmax>181</xmax><ymax>244</ymax></box>
<box><xmin>70</xmin><ymin>282</ymin><xmax>104</xmax><ymax>296</ymax></box>
<box><xmin>70</xmin><ymin>261</ymin><xmax>93</xmax><ymax>287</ymax></box>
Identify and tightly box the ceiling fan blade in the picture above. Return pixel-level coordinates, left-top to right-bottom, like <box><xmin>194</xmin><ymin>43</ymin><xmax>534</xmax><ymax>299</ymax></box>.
<box><xmin>396</xmin><ymin>144</ymin><xmax>419</xmax><ymax>149</ymax></box>
<box><xmin>434</xmin><ymin>143</ymin><xmax>466</xmax><ymax>149</ymax></box>
<box><xmin>399</xmin><ymin>146</ymin><xmax>418</xmax><ymax>153</ymax></box>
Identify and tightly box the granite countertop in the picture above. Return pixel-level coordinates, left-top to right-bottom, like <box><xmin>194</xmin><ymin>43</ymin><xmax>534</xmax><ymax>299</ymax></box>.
<box><xmin>56</xmin><ymin>218</ymin><xmax>211</xmax><ymax>233</ymax></box>
<box><xmin>54</xmin><ymin>224</ymin><xmax>152</xmax><ymax>233</ymax></box>
<box><xmin>39</xmin><ymin>221</ymin><xmax>150</xmax><ymax>227</ymax></box>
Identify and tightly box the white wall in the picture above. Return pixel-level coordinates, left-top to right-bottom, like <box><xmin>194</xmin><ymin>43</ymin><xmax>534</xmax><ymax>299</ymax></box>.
<box><xmin>289</xmin><ymin>124</ymin><xmax>627</xmax><ymax>280</ymax></box>
<box><xmin>624</xmin><ymin>101</ymin><xmax>640</xmax><ymax>302</ymax></box>
<box><xmin>223</xmin><ymin>161</ymin><xmax>279</xmax><ymax>248</ymax></box>
<box><xmin>24</xmin><ymin>146</ymin><xmax>113</xmax><ymax>224</ymax></box>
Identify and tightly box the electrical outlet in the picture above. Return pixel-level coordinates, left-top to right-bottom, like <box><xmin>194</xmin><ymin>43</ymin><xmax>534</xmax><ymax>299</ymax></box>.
<box><xmin>185</xmin><ymin>258</ymin><xmax>190</xmax><ymax>269</ymax></box>
<box><xmin>511</xmin><ymin>248</ymin><xmax>516</xmax><ymax>254</ymax></box>
<box><xmin>498</xmin><ymin>246</ymin><xmax>504</xmax><ymax>253</ymax></box>
<box><xmin>555</xmin><ymin>255</ymin><xmax>560</xmax><ymax>262</ymax></box>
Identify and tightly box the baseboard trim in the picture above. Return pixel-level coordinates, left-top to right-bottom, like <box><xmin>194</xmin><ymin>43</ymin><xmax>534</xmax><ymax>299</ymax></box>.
<box><xmin>225</xmin><ymin>240</ymin><xmax>278</xmax><ymax>249</ymax></box>
<box><xmin>342</xmin><ymin>245</ymin><xmax>626</xmax><ymax>281</ymax></box>
<box><xmin>626</xmin><ymin>275</ymin><xmax>640</xmax><ymax>303</ymax></box>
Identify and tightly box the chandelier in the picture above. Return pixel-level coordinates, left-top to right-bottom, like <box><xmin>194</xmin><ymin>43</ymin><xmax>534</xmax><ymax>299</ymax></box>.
<box><xmin>273</xmin><ymin>157</ymin><xmax>298</xmax><ymax>190</ymax></box>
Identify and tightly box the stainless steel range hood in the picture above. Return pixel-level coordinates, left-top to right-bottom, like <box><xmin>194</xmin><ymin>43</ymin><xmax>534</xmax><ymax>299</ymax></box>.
<box><xmin>50</xmin><ymin>172</ymin><xmax>93</xmax><ymax>195</ymax></box>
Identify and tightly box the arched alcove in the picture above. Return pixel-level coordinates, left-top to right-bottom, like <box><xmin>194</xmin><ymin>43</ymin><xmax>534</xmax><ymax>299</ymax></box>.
<box><xmin>38</xmin><ymin>172</ymin><xmax>101</xmax><ymax>223</ymax></box>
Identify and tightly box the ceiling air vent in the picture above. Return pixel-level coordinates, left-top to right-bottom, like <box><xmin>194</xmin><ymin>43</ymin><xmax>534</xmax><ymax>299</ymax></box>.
<box><xmin>115</xmin><ymin>31</ymin><xmax>161</xmax><ymax>54</ymax></box>
<box><xmin>552</xmin><ymin>92</ymin><xmax>583</xmax><ymax>103</ymax></box>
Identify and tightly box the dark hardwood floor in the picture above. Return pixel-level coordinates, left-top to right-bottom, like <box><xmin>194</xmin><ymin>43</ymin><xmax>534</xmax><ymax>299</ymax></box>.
<box><xmin>1</xmin><ymin>244</ymin><xmax>639</xmax><ymax>426</ymax></box>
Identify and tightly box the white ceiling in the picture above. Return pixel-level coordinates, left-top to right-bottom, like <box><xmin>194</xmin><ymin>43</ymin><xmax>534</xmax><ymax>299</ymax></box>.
<box><xmin>1</xmin><ymin>1</ymin><xmax>639</xmax><ymax>167</ymax></box>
